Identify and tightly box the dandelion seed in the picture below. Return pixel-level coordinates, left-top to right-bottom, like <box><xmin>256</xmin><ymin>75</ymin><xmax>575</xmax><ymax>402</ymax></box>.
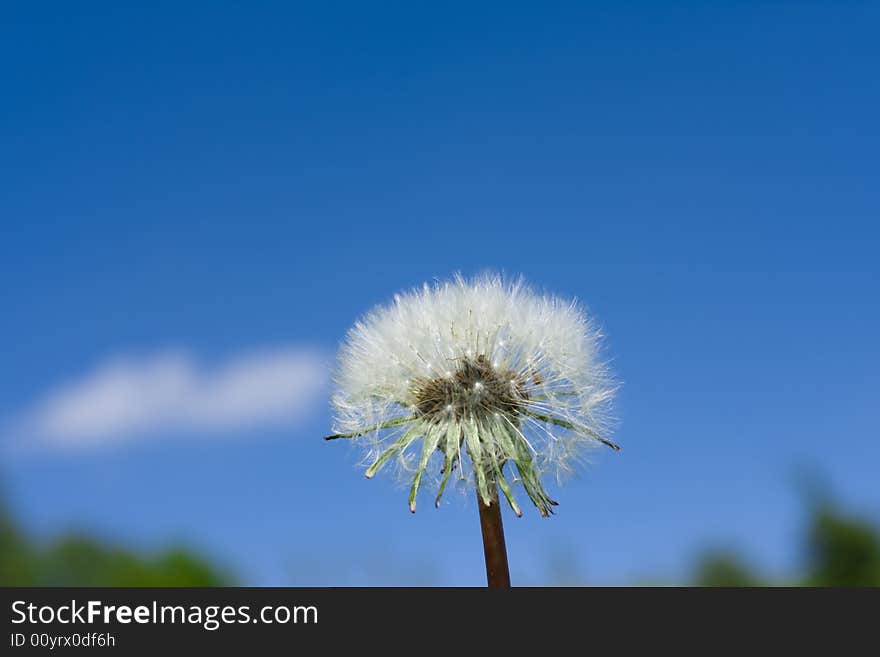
<box><xmin>325</xmin><ymin>273</ymin><xmax>619</xmax><ymax>586</ymax></box>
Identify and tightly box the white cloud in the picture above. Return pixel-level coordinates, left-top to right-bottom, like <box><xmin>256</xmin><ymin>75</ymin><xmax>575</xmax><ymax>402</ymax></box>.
<box><xmin>10</xmin><ymin>346</ymin><xmax>330</xmax><ymax>449</ymax></box>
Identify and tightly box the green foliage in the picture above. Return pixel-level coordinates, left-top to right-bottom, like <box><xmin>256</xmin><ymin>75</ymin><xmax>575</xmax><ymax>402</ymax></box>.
<box><xmin>2</xmin><ymin>486</ymin><xmax>878</xmax><ymax>587</ymax></box>
<box><xmin>692</xmin><ymin>551</ymin><xmax>763</xmax><ymax>587</ymax></box>
<box><xmin>693</xmin><ymin>499</ymin><xmax>880</xmax><ymax>587</ymax></box>
<box><xmin>0</xmin><ymin>503</ymin><xmax>232</xmax><ymax>587</ymax></box>
<box><xmin>804</xmin><ymin>504</ymin><xmax>880</xmax><ymax>586</ymax></box>
<box><xmin>0</xmin><ymin>510</ymin><xmax>35</xmax><ymax>585</ymax></box>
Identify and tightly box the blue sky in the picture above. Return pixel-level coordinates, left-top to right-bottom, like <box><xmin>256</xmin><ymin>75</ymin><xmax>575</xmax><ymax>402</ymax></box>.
<box><xmin>1</xmin><ymin>2</ymin><xmax>878</xmax><ymax>585</ymax></box>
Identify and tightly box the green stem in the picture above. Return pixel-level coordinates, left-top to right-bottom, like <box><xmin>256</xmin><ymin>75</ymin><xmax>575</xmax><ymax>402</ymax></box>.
<box><xmin>324</xmin><ymin>415</ymin><xmax>416</xmax><ymax>440</ymax></box>
<box><xmin>523</xmin><ymin>410</ymin><xmax>621</xmax><ymax>451</ymax></box>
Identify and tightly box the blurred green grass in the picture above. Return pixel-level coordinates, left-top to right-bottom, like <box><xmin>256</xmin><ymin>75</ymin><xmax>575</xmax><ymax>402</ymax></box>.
<box><xmin>0</xmin><ymin>501</ymin><xmax>231</xmax><ymax>586</ymax></box>
<box><xmin>1</xmin><ymin>486</ymin><xmax>877</xmax><ymax>586</ymax></box>
<box><xmin>693</xmin><ymin>499</ymin><xmax>880</xmax><ymax>586</ymax></box>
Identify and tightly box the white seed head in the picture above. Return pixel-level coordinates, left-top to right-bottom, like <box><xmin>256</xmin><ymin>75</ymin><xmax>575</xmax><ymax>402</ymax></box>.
<box><xmin>327</xmin><ymin>273</ymin><xmax>618</xmax><ymax>516</ymax></box>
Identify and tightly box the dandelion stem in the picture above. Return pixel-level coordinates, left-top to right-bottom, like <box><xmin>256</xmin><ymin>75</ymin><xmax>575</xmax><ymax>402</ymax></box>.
<box><xmin>477</xmin><ymin>484</ymin><xmax>511</xmax><ymax>588</ymax></box>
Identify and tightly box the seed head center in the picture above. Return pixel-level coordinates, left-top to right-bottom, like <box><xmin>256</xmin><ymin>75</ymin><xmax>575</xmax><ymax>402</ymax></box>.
<box><xmin>412</xmin><ymin>355</ymin><xmax>526</xmax><ymax>422</ymax></box>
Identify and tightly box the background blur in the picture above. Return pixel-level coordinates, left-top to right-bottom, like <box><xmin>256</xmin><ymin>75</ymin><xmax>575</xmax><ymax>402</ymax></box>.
<box><xmin>1</xmin><ymin>2</ymin><xmax>878</xmax><ymax>586</ymax></box>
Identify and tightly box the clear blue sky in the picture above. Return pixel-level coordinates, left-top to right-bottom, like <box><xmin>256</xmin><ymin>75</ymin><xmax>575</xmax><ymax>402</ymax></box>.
<box><xmin>1</xmin><ymin>2</ymin><xmax>878</xmax><ymax>584</ymax></box>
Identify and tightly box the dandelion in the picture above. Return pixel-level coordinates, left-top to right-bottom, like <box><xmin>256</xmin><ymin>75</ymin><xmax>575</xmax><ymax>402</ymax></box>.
<box><xmin>325</xmin><ymin>274</ymin><xmax>619</xmax><ymax>586</ymax></box>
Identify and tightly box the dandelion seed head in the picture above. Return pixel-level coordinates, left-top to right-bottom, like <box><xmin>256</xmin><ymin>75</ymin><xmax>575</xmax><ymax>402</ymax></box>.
<box><xmin>329</xmin><ymin>273</ymin><xmax>618</xmax><ymax>516</ymax></box>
